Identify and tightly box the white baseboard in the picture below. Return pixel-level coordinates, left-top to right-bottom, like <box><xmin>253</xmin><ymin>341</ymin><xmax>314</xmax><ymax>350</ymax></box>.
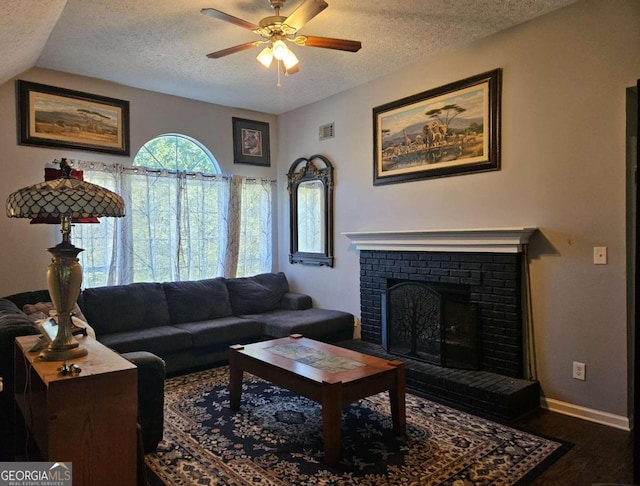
<box><xmin>540</xmin><ymin>397</ymin><xmax>631</xmax><ymax>431</ymax></box>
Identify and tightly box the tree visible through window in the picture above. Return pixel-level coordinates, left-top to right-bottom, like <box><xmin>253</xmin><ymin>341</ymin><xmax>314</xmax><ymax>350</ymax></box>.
<box><xmin>130</xmin><ymin>134</ymin><xmax>224</xmax><ymax>282</ymax></box>
<box><xmin>134</xmin><ymin>134</ymin><xmax>221</xmax><ymax>173</ymax></box>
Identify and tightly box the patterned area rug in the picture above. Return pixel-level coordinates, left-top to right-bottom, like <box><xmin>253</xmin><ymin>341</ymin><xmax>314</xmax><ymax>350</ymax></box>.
<box><xmin>145</xmin><ymin>367</ymin><xmax>568</xmax><ymax>485</ymax></box>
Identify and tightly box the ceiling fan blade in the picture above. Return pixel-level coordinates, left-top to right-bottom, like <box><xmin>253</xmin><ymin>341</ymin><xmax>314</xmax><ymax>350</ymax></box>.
<box><xmin>206</xmin><ymin>42</ymin><xmax>259</xmax><ymax>59</ymax></box>
<box><xmin>284</xmin><ymin>0</ymin><xmax>328</xmax><ymax>31</ymax></box>
<box><xmin>200</xmin><ymin>8</ymin><xmax>259</xmax><ymax>30</ymax></box>
<box><xmin>300</xmin><ymin>36</ymin><xmax>362</xmax><ymax>52</ymax></box>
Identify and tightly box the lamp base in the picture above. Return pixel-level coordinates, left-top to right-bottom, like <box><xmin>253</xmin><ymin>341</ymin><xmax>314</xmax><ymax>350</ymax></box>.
<box><xmin>39</xmin><ymin>343</ymin><xmax>88</xmax><ymax>361</ymax></box>
<box><xmin>43</xmin><ymin>239</ymin><xmax>87</xmax><ymax>362</ymax></box>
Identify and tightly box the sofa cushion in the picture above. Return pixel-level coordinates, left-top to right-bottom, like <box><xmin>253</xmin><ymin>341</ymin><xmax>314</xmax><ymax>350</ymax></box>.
<box><xmin>163</xmin><ymin>278</ymin><xmax>232</xmax><ymax>325</ymax></box>
<box><xmin>0</xmin><ymin>299</ymin><xmax>39</xmax><ymax>336</ymax></box>
<box><xmin>98</xmin><ymin>326</ymin><xmax>191</xmax><ymax>356</ymax></box>
<box><xmin>243</xmin><ymin>308</ymin><xmax>354</xmax><ymax>343</ymax></box>
<box><xmin>174</xmin><ymin>316</ymin><xmax>263</xmax><ymax>349</ymax></box>
<box><xmin>226</xmin><ymin>272</ymin><xmax>289</xmax><ymax>315</ymax></box>
<box><xmin>280</xmin><ymin>292</ymin><xmax>312</xmax><ymax>310</ymax></box>
<box><xmin>3</xmin><ymin>290</ymin><xmax>51</xmax><ymax>312</ymax></box>
<box><xmin>81</xmin><ymin>282</ymin><xmax>170</xmax><ymax>335</ymax></box>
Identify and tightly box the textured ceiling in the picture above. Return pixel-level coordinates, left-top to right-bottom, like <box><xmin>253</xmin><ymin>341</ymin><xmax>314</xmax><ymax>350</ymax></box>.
<box><xmin>2</xmin><ymin>0</ymin><xmax>576</xmax><ymax>114</ymax></box>
<box><xmin>0</xmin><ymin>1</ymin><xmax>67</xmax><ymax>82</ymax></box>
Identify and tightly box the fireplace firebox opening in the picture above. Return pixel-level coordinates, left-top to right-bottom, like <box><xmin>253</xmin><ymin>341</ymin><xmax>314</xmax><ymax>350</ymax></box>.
<box><xmin>382</xmin><ymin>280</ymin><xmax>480</xmax><ymax>370</ymax></box>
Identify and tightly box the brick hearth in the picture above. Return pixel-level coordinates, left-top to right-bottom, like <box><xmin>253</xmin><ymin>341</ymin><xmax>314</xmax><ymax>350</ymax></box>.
<box><xmin>338</xmin><ymin>339</ymin><xmax>540</xmax><ymax>421</ymax></box>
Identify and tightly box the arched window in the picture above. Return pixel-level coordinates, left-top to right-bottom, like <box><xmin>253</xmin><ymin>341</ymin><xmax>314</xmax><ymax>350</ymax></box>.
<box><xmin>75</xmin><ymin>133</ymin><xmax>273</xmax><ymax>287</ymax></box>
<box><xmin>133</xmin><ymin>134</ymin><xmax>221</xmax><ymax>174</ymax></box>
<box><xmin>128</xmin><ymin>134</ymin><xmax>226</xmax><ymax>282</ymax></box>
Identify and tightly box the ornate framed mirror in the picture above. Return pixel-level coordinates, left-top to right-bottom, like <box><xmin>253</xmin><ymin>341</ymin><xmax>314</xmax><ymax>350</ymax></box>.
<box><xmin>287</xmin><ymin>154</ymin><xmax>334</xmax><ymax>267</ymax></box>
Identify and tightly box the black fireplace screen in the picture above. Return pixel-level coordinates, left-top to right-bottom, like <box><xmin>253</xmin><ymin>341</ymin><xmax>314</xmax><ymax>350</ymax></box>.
<box><xmin>382</xmin><ymin>281</ymin><xmax>480</xmax><ymax>370</ymax></box>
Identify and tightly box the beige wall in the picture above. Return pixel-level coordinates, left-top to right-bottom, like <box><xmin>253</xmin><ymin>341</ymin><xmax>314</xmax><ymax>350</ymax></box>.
<box><xmin>0</xmin><ymin>67</ymin><xmax>279</xmax><ymax>296</ymax></box>
<box><xmin>277</xmin><ymin>0</ymin><xmax>640</xmax><ymax>419</ymax></box>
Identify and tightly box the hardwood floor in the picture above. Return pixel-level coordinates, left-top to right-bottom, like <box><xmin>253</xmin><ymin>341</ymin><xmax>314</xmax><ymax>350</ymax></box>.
<box><xmin>515</xmin><ymin>408</ymin><xmax>634</xmax><ymax>485</ymax></box>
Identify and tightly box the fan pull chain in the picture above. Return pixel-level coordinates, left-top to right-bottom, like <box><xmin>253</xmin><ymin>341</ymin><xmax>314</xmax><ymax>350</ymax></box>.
<box><xmin>277</xmin><ymin>60</ymin><xmax>282</xmax><ymax>87</ymax></box>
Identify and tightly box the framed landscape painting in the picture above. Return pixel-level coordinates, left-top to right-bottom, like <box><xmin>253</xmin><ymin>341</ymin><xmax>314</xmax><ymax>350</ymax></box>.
<box><xmin>16</xmin><ymin>80</ymin><xmax>130</xmax><ymax>156</ymax></box>
<box><xmin>232</xmin><ymin>117</ymin><xmax>271</xmax><ymax>167</ymax></box>
<box><xmin>373</xmin><ymin>69</ymin><xmax>501</xmax><ymax>185</ymax></box>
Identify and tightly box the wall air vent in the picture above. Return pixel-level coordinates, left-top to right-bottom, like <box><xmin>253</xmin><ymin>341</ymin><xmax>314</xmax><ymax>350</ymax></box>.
<box><xmin>319</xmin><ymin>123</ymin><xmax>335</xmax><ymax>141</ymax></box>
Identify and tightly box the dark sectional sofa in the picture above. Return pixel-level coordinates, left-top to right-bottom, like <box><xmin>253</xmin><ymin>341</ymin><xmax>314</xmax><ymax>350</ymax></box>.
<box><xmin>0</xmin><ymin>271</ymin><xmax>355</xmax><ymax>459</ymax></box>
<box><xmin>3</xmin><ymin>272</ymin><xmax>354</xmax><ymax>374</ymax></box>
<box><xmin>77</xmin><ymin>271</ymin><xmax>355</xmax><ymax>373</ymax></box>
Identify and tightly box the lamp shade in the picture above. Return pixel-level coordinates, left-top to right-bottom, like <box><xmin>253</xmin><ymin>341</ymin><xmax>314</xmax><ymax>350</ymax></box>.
<box><xmin>256</xmin><ymin>47</ymin><xmax>274</xmax><ymax>68</ymax></box>
<box><xmin>282</xmin><ymin>49</ymin><xmax>299</xmax><ymax>70</ymax></box>
<box><xmin>32</xmin><ymin>166</ymin><xmax>99</xmax><ymax>224</ymax></box>
<box><xmin>6</xmin><ymin>177</ymin><xmax>125</xmax><ymax>220</ymax></box>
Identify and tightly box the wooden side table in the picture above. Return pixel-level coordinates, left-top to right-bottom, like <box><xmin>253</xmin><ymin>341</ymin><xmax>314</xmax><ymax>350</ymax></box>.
<box><xmin>15</xmin><ymin>335</ymin><xmax>138</xmax><ymax>486</ymax></box>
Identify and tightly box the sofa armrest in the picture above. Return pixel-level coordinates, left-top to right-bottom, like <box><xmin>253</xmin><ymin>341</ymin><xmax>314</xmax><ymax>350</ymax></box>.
<box><xmin>280</xmin><ymin>292</ymin><xmax>312</xmax><ymax>310</ymax></box>
<box><xmin>121</xmin><ymin>351</ymin><xmax>165</xmax><ymax>453</ymax></box>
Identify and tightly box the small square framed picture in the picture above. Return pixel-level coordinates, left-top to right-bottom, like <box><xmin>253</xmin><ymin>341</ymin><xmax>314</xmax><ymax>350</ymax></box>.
<box><xmin>232</xmin><ymin>117</ymin><xmax>270</xmax><ymax>167</ymax></box>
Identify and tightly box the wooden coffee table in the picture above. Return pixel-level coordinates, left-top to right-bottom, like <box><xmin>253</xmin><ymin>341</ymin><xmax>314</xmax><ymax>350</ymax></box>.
<box><xmin>229</xmin><ymin>334</ymin><xmax>406</xmax><ymax>464</ymax></box>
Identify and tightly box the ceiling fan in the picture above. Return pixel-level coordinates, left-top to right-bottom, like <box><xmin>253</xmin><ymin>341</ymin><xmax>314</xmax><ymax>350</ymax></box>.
<box><xmin>201</xmin><ymin>0</ymin><xmax>362</xmax><ymax>79</ymax></box>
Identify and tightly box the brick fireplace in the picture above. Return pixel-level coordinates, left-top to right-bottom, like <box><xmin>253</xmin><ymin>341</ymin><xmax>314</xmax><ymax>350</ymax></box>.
<box><xmin>342</xmin><ymin>228</ymin><xmax>540</xmax><ymax>419</ymax></box>
<box><xmin>365</xmin><ymin>250</ymin><xmax>522</xmax><ymax>377</ymax></box>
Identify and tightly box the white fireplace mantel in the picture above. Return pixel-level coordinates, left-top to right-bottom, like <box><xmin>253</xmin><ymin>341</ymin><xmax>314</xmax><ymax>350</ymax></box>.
<box><xmin>342</xmin><ymin>227</ymin><xmax>538</xmax><ymax>253</ymax></box>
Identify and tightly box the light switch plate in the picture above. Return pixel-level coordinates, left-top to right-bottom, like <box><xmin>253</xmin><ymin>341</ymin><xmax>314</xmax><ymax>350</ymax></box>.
<box><xmin>594</xmin><ymin>246</ymin><xmax>607</xmax><ymax>265</ymax></box>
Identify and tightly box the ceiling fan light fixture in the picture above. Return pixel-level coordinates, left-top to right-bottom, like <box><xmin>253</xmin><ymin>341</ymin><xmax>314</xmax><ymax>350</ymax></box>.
<box><xmin>282</xmin><ymin>49</ymin><xmax>299</xmax><ymax>70</ymax></box>
<box><xmin>202</xmin><ymin>0</ymin><xmax>361</xmax><ymax>85</ymax></box>
<box><xmin>271</xmin><ymin>39</ymin><xmax>289</xmax><ymax>60</ymax></box>
<box><xmin>256</xmin><ymin>47</ymin><xmax>274</xmax><ymax>68</ymax></box>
